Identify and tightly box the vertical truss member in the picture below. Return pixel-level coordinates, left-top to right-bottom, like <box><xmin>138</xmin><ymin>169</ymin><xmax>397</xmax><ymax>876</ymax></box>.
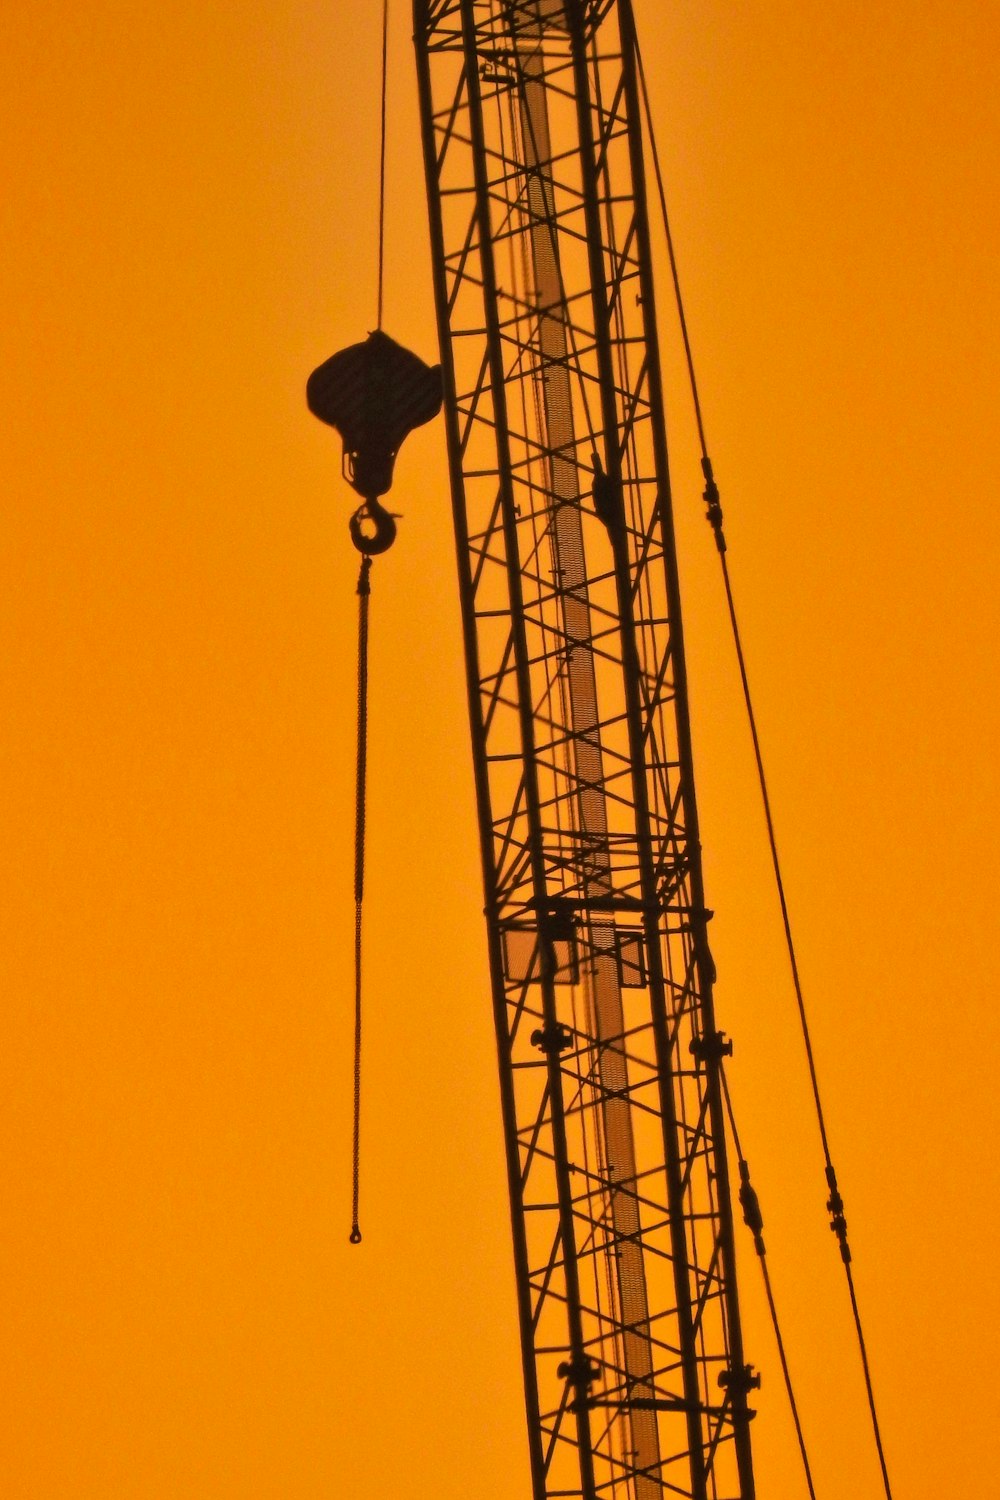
<box><xmin>414</xmin><ymin>3</ymin><xmax>755</xmax><ymax>1498</ymax></box>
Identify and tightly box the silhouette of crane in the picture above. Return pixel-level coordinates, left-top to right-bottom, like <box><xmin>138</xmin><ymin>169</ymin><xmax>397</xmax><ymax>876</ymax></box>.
<box><xmin>409</xmin><ymin>4</ymin><xmax>757</xmax><ymax>1497</ymax></box>
<box><xmin>308</xmin><ymin>7</ymin><xmax>897</xmax><ymax>1496</ymax></box>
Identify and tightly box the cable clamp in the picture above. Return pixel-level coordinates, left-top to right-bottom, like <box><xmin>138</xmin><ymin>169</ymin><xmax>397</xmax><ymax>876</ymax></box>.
<box><xmin>825</xmin><ymin>1164</ymin><xmax>852</xmax><ymax>1264</ymax></box>
<box><xmin>701</xmin><ymin>455</ymin><xmax>727</xmax><ymax>554</ymax></box>
<box><xmin>737</xmin><ymin>1160</ymin><xmax>766</xmax><ymax>1255</ymax></box>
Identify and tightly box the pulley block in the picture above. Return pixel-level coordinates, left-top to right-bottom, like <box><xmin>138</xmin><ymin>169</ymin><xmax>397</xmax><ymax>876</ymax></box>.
<box><xmin>306</xmin><ymin>329</ymin><xmax>443</xmax><ymax>553</ymax></box>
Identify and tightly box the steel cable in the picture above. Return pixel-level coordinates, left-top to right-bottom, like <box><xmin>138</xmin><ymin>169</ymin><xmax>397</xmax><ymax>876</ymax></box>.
<box><xmin>720</xmin><ymin>1064</ymin><xmax>817</xmax><ymax>1500</ymax></box>
<box><xmin>350</xmin><ymin>555</ymin><xmax>372</xmax><ymax>1245</ymax></box>
<box><xmin>633</xmin><ymin>27</ymin><xmax>894</xmax><ymax>1500</ymax></box>
<box><xmin>350</xmin><ymin>0</ymin><xmax>389</xmax><ymax>1249</ymax></box>
<box><xmin>376</xmin><ymin>0</ymin><xmax>389</xmax><ymax>330</ymax></box>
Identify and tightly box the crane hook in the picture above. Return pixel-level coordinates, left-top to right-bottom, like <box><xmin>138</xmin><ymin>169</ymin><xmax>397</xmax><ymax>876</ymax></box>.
<box><xmin>349</xmin><ymin>497</ymin><xmax>398</xmax><ymax>556</ymax></box>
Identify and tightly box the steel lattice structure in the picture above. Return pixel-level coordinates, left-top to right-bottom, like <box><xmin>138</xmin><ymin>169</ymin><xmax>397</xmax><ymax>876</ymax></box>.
<box><xmin>414</xmin><ymin>3</ymin><xmax>756</xmax><ymax>1496</ymax></box>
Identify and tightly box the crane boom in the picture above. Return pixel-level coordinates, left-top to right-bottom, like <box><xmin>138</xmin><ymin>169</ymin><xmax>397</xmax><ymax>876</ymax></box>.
<box><xmin>414</xmin><ymin>3</ymin><xmax>756</xmax><ymax>1496</ymax></box>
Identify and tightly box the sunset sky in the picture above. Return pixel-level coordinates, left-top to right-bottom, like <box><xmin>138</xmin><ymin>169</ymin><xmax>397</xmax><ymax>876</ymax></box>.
<box><xmin>2</xmin><ymin>2</ymin><xmax>998</xmax><ymax>1496</ymax></box>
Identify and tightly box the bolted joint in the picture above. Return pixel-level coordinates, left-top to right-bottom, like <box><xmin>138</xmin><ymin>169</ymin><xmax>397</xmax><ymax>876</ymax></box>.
<box><xmin>591</xmin><ymin>451</ymin><xmax>622</xmax><ymax>532</ymax></box>
<box><xmin>690</xmin><ymin>1030</ymin><xmax>733</xmax><ymax>1065</ymax></box>
<box><xmin>558</xmin><ymin>1355</ymin><xmax>601</xmax><ymax>1391</ymax></box>
<box><xmin>719</xmin><ymin>1363</ymin><xmax>761</xmax><ymax>1397</ymax></box>
<box><xmin>530</xmin><ymin>1022</ymin><xmax>573</xmax><ymax>1056</ymax></box>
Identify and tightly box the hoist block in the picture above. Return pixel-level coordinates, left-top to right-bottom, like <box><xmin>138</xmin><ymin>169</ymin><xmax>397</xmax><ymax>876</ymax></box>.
<box><xmin>306</xmin><ymin>329</ymin><xmax>443</xmax><ymax>501</ymax></box>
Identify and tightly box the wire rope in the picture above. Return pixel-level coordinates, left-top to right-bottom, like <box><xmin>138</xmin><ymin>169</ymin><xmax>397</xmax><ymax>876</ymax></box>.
<box><xmin>633</xmin><ymin>27</ymin><xmax>894</xmax><ymax>1500</ymax></box>
<box><xmin>350</xmin><ymin>555</ymin><xmax>373</xmax><ymax>1245</ymax></box>
<box><xmin>376</xmin><ymin>0</ymin><xmax>389</xmax><ymax>330</ymax></box>
<box><xmin>350</xmin><ymin>0</ymin><xmax>390</xmax><ymax>1249</ymax></box>
<box><xmin>720</xmin><ymin>1064</ymin><xmax>818</xmax><ymax>1500</ymax></box>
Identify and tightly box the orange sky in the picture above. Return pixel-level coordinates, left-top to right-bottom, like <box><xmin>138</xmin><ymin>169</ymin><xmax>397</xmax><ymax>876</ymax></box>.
<box><xmin>2</xmin><ymin>2</ymin><xmax>998</xmax><ymax>1496</ymax></box>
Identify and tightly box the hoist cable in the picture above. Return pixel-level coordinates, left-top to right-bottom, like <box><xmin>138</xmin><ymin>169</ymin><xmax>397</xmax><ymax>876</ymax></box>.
<box><xmin>350</xmin><ymin>555</ymin><xmax>373</xmax><ymax>1245</ymax></box>
<box><xmin>633</xmin><ymin>41</ymin><xmax>707</xmax><ymax>460</ymax></box>
<box><xmin>376</xmin><ymin>0</ymin><xmax>389</xmax><ymax>330</ymax></box>
<box><xmin>844</xmin><ymin>1257</ymin><xmax>894</xmax><ymax>1500</ymax></box>
<box><xmin>719</xmin><ymin>512</ymin><xmax>894</xmax><ymax>1500</ymax></box>
<box><xmin>720</xmin><ymin>1065</ymin><xmax>817</xmax><ymax>1500</ymax></box>
<box><xmin>633</xmin><ymin>31</ymin><xmax>894</xmax><ymax>1500</ymax></box>
<box><xmin>352</xmin><ymin>0</ymin><xmax>388</xmax><ymax>1244</ymax></box>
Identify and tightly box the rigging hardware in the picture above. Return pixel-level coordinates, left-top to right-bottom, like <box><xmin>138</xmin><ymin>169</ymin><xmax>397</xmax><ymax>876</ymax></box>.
<box><xmin>307</xmin><ymin>326</ymin><xmax>441</xmax><ymax>1241</ymax></box>
<box><xmin>635</xmin><ymin>25</ymin><xmax>894</xmax><ymax>1493</ymax></box>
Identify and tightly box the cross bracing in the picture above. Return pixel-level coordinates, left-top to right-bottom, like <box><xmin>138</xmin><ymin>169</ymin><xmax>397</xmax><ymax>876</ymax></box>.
<box><xmin>415</xmin><ymin>3</ymin><xmax>757</xmax><ymax>1498</ymax></box>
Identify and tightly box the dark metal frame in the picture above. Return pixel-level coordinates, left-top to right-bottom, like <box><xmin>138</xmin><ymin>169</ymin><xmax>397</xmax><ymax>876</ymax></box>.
<box><xmin>414</xmin><ymin>4</ymin><xmax>756</xmax><ymax>1496</ymax></box>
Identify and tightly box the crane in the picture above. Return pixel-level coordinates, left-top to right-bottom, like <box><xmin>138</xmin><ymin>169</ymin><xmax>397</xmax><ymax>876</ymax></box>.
<box><xmin>412</xmin><ymin>3</ymin><xmax>754</xmax><ymax>1497</ymax></box>
<box><xmin>308</xmin><ymin>3</ymin><xmax>894</xmax><ymax>1498</ymax></box>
